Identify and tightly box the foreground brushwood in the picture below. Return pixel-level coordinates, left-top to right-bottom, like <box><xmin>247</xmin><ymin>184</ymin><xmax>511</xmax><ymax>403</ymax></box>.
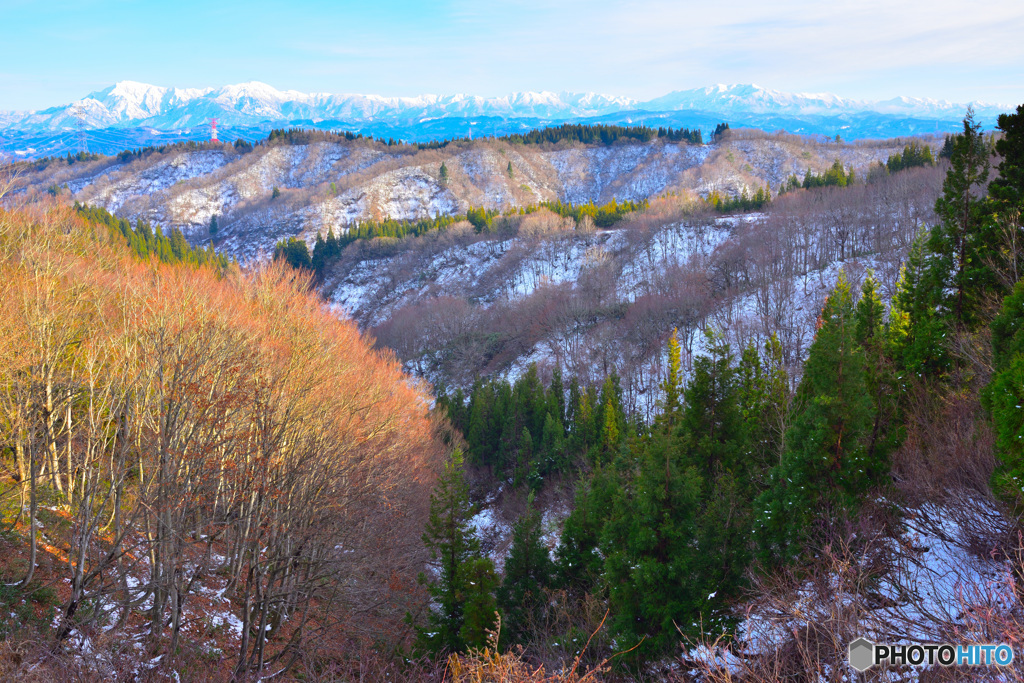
<box><xmin>0</xmin><ymin>201</ymin><xmax>445</xmax><ymax>679</ymax></box>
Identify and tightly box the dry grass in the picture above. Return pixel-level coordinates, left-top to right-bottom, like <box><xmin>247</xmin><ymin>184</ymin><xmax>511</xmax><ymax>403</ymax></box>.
<box><xmin>446</xmin><ymin>614</ymin><xmax>624</xmax><ymax>683</ymax></box>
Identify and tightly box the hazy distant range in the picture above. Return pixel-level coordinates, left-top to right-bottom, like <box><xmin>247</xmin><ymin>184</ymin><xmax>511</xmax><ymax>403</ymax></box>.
<box><xmin>0</xmin><ymin>81</ymin><xmax>1014</xmax><ymax>158</ymax></box>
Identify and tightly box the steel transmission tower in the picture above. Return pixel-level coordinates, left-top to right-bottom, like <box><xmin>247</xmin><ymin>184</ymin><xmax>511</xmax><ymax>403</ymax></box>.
<box><xmin>70</xmin><ymin>103</ymin><xmax>88</xmax><ymax>154</ymax></box>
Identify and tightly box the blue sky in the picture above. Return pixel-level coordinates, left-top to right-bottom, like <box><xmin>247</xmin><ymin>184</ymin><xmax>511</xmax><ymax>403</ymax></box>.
<box><xmin>2</xmin><ymin>0</ymin><xmax>1022</xmax><ymax>110</ymax></box>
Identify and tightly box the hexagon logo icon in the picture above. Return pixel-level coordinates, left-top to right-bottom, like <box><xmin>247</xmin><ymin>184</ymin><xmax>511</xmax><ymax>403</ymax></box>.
<box><xmin>848</xmin><ymin>637</ymin><xmax>875</xmax><ymax>672</ymax></box>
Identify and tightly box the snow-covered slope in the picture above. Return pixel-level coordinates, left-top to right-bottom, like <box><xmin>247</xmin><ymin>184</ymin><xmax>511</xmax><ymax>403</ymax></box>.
<box><xmin>13</xmin><ymin>126</ymin><xmax>942</xmax><ymax>409</ymax></box>
<box><xmin>312</xmin><ymin>151</ymin><xmax>941</xmax><ymax>417</ymax></box>
<box><xmin>14</xmin><ymin>133</ymin><xmax>918</xmax><ymax>264</ymax></box>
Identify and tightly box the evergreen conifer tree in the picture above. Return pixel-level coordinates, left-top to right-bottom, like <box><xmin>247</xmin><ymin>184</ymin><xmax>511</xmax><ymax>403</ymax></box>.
<box><xmin>602</xmin><ymin>331</ymin><xmax>749</xmax><ymax>659</ymax></box>
<box><xmin>602</xmin><ymin>430</ymin><xmax>702</xmax><ymax>657</ymax></box>
<box><xmin>928</xmin><ymin>108</ymin><xmax>993</xmax><ymax>328</ymax></box>
<box><xmin>466</xmin><ymin>381</ymin><xmax>494</xmax><ymax>467</ymax></box>
<box><xmin>658</xmin><ymin>328</ymin><xmax>683</xmax><ymax>432</ymax></box>
<box><xmin>680</xmin><ymin>330</ymin><xmax>744</xmax><ymax>483</ymax></box>
<box><xmin>554</xmin><ymin>465</ymin><xmax>619</xmax><ymax>598</ymax></box>
<box><xmin>982</xmin><ymin>104</ymin><xmax>1024</xmax><ymax>504</ymax></box>
<box><xmin>985</xmin><ymin>103</ymin><xmax>1024</xmax><ymax>500</ymax></box>
<box><xmin>888</xmin><ymin>232</ymin><xmax>949</xmax><ymax>377</ymax></box>
<box><xmin>540</xmin><ymin>412</ymin><xmax>566</xmax><ymax>472</ymax></box>
<box><xmin>458</xmin><ymin>558</ymin><xmax>499</xmax><ymax>651</ymax></box>
<box><xmin>497</xmin><ymin>498</ymin><xmax>553</xmax><ymax>647</ymax></box>
<box><xmin>755</xmin><ymin>272</ymin><xmax>875</xmax><ymax>564</ymax></box>
<box><xmin>169</xmin><ymin>229</ymin><xmax>189</xmax><ymax>262</ymax></box>
<box><xmin>855</xmin><ymin>271</ymin><xmax>898</xmax><ymax>467</ymax></box>
<box><xmin>415</xmin><ymin>450</ymin><xmax>497</xmax><ymax>654</ymax></box>
<box><xmin>760</xmin><ymin>334</ymin><xmax>791</xmax><ymax>469</ymax></box>
<box><xmin>518</xmin><ymin>426</ymin><xmax>535</xmax><ymax>486</ymax></box>
<box><xmin>548</xmin><ymin>367</ymin><xmax>565</xmax><ymax>425</ymax></box>
<box><xmin>736</xmin><ymin>338</ymin><xmax>790</xmax><ymax>488</ymax></box>
<box><xmin>987</xmin><ymin>279</ymin><xmax>1024</xmax><ymax>503</ymax></box>
<box><xmin>990</xmin><ymin>105</ymin><xmax>1024</xmax><ymax>212</ymax></box>
<box><xmin>599</xmin><ymin>393</ymin><xmax>620</xmax><ymax>459</ymax></box>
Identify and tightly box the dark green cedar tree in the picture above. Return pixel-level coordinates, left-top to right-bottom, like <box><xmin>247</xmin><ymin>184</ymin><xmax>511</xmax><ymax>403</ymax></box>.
<box><xmin>755</xmin><ymin>272</ymin><xmax>875</xmax><ymax>565</ymax></box>
<box><xmin>414</xmin><ymin>450</ymin><xmax>497</xmax><ymax>654</ymax></box>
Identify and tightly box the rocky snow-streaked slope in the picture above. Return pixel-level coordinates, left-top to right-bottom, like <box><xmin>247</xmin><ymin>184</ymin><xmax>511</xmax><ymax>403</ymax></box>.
<box><xmin>327</xmin><ymin>220</ymin><xmax>732</xmax><ymax>328</ymax></box>
<box><xmin>17</xmin><ymin>133</ymin><xmax>915</xmax><ymax>262</ymax></box>
<box><xmin>82</xmin><ymin>149</ymin><xmax>230</xmax><ymax>213</ymax></box>
<box><xmin>546</xmin><ymin>143</ymin><xmax>712</xmax><ymax>204</ymax></box>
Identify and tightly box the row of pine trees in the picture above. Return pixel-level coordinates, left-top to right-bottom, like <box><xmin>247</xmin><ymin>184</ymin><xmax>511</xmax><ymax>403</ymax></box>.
<box><xmin>273</xmin><ymin>198</ymin><xmax>649</xmax><ymax>276</ymax></box>
<box><xmin>75</xmin><ymin>203</ymin><xmax>231</xmax><ymax>270</ymax></box>
<box><xmin>500</xmin><ymin>123</ymin><xmax>706</xmax><ymax>146</ymax></box>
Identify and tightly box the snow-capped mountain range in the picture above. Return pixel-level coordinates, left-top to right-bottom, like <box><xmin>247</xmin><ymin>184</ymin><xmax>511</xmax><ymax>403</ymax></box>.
<box><xmin>0</xmin><ymin>81</ymin><xmax>1014</xmax><ymax>158</ymax></box>
<box><xmin>10</xmin><ymin>81</ymin><xmax>640</xmax><ymax>130</ymax></box>
<box><xmin>643</xmin><ymin>84</ymin><xmax>1008</xmax><ymax>118</ymax></box>
<box><xmin>6</xmin><ymin>81</ymin><xmax>1010</xmax><ymax>131</ymax></box>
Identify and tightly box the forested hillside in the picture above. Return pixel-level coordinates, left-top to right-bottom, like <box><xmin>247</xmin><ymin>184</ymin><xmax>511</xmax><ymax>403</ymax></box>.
<box><xmin>334</xmin><ymin>159</ymin><xmax>943</xmax><ymax>408</ymax></box>
<box><xmin>4</xmin><ymin>105</ymin><xmax>1024</xmax><ymax>681</ymax></box>
<box><xmin>0</xmin><ymin>199</ymin><xmax>446</xmax><ymax>679</ymax></box>
<box><xmin>420</xmin><ymin>105</ymin><xmax>1024</xmax><ymax>679</ymax></box>
<box><xmin>9</xmin><ymin>128</ymin><xmax>929</xmax><ymax>262</ymax></box>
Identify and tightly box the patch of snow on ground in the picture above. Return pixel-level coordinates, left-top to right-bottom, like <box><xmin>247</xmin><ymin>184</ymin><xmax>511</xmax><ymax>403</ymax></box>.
<box><xmin>470</xmin><ymin>503</ymin><xmax>515</xmax><ymax>572</ymax></box>
<box><xmin>210</xmin><ymin>610</ymin><xmax>244</xmax><ymax>639</ymax></box>
<box><xmin>693</xmin><ymin>498</ymin><xmax>1017</xmax><ymax>680</ymax></box>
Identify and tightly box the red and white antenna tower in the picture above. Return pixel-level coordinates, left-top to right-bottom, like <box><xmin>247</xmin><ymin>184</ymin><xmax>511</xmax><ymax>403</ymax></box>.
<box><xmin>210</xmin><ymin>118</ymin><xmax>219</xmax><ymax>143</ymax></box>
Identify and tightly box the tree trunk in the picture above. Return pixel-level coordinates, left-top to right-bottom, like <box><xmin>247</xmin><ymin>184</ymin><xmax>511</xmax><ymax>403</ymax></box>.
<box><xmin>21</xmin><ymin>442</ymin><xmax>37</xmax><ymax>587</ymax></box>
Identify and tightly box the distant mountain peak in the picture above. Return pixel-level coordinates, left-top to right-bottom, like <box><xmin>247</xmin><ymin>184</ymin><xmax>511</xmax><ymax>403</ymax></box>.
<box><xmin>2</xmin><ymin>81</ymin><xmax>1014</xmax><ymax>157</ymax></box>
